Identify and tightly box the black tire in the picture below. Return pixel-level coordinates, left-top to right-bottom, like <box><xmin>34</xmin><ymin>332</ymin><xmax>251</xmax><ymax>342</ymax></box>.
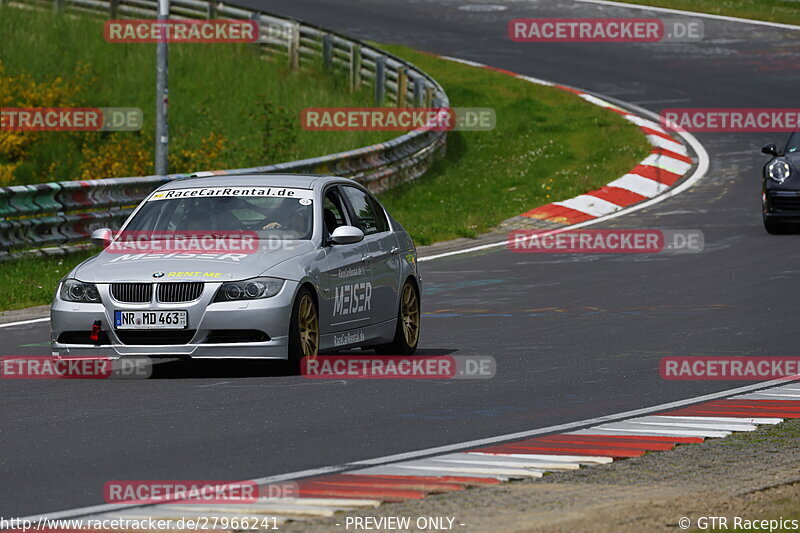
<box><xmin>375</xmin><ymin>280</ymin><xmax>420</xmax><ymax>355</ymax></box>
<box><xmin>286</xmin><ymin>287</ymin><xmax>319</xmax><ymax>374</ymax></box>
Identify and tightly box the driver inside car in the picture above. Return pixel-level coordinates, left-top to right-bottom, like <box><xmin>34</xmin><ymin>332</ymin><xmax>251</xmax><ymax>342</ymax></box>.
<box><xmin>262</xmin><ymin>205</ymin><xmax>308</xmax><ymax>235</ymax></box>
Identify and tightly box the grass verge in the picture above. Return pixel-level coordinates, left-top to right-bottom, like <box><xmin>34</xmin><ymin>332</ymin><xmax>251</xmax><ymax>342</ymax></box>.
<box><xmin>0</xmin><ymin>40</ymin><xmax>651</xmax><ymax>310</ymax></box>
<box><xmin>377</xmin><ymin>44</ymin><xmax>651</xmax><ymax>244</ymax></box>
<box><xmin>0</xmin><ymin>250</ymin><xmax>94</xmax><ymax>311</ymax></box>
<box><xmin>603</xmin><ymin>0</ymin><xmax>800</xmax><ymax>26</ymax></box>
<box><xmin>692</xmin><ymin>420</ymin><xmax>800</xmax><ymax>532</ymax></box>
<box><xmin>0</xmin><ymin>6</ymin><xmax>393</xmax><ymax>185</ymax></box>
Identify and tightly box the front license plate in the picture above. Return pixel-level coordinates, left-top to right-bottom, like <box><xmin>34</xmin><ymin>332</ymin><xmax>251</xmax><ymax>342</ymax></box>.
<box><xmin>114</xmin><ymin>310</ymin><xmax>188</xmax><ymax>329</ymax></box>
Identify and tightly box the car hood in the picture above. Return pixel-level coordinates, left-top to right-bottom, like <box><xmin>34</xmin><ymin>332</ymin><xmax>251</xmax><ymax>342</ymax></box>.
<box><xmin>784</xmin><ymin>152</ymin><xmax>800</xmax><ymax>169</ymax></box>
<box><xmin>72</xmin><ymin>241</ymin><xmax>316</xmax><ymax>283</ymax></box>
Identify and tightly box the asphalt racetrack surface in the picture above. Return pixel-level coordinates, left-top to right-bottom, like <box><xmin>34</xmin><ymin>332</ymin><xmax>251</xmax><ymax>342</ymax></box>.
<box><xmin>2</xmin><ymin>0</ymin><xmax>798</xmax><ymax>518</ymax></box>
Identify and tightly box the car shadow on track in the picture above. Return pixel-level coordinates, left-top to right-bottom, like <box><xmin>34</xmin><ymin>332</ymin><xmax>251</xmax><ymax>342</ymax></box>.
<box><xmin>144</xmin><ymin>348</ymin><xmax>459</xmax><ymax>379</ymax></box>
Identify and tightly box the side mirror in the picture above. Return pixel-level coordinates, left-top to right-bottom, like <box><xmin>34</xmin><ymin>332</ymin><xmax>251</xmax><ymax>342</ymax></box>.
<box><xmin>330</xmin><ymin>225</ymin><xmax>364</xmax><ymax>245</ymax></box>
<box><xmin>91</xmin><ymin>228</ymin><xmax>113</xmax><ymax>248</ymax></box>
<box><xmin>762</xmin><ymin>143</ymin><xmax>779</xmax><ymax>156</ymax></box>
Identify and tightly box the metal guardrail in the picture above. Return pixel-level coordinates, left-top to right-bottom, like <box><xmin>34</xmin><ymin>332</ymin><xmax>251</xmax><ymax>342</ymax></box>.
<box><xmin>0</xmin><ymin>0</ymin><xmax>449</xmax><ymax>259</ymax></box>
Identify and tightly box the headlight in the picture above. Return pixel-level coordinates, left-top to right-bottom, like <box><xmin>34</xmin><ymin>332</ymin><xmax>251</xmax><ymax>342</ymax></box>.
<box><xmin>213</xmin><ymin>277</ymin><xmax>284</xmax><ymax>302</ymax></box>
<box><xmin>767</xmin><ymin>160</ymin><xmax>792</xmax><ymax>184</ymax></box>
<box><xmin>60</xmin><ymin>280</ymin><xmax>102</xmax><ymax>303</ymax></box>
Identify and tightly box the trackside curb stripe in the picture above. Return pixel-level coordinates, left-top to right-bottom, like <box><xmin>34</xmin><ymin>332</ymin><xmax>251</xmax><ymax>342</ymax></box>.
<box><xmin>606</xmin><ymin>174</ymin><xmax>669</xmax><ymax>197</ymax></box>
<box><xmin>553</xmin><ymin>195</ymin><xmax>623</xmax><ymax>217</ymax></box>
<box><xmin>422</xmin><ymin>55</ymin><xmax>696</xmax><ymax>232</ymax></box>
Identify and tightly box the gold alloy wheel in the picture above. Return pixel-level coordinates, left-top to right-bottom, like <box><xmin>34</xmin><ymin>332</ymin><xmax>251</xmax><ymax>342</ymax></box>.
<box><xmin>298</xmin><ymin>294</ymin><xmax>319</xmax><ymax>358</ymax></box>
<box><xmin>400</xmin><ymin>283</ymin><xmax>420</xmax><ymax>347</ymax></box>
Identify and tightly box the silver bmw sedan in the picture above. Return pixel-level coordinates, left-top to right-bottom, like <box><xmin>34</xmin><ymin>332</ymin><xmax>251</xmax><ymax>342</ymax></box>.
<box><xmin>50</xmin><ymin>174</ymin><xmax>421</xmax><ymax>371</ymax></box>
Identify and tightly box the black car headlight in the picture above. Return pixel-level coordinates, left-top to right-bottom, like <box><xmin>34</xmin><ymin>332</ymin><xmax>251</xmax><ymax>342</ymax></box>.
<box><xmin>767</xmin><ymin>160</ymin><xmax>792</xmax><ymax>184</ymax></box>
<box><xmin>213</xmin><ymin>277</ymin><xmax>285</xmax><ymax>302</ymax></box>
<box><xmin>60</xmin><ymin>280</ymin><xmax>102</xmax><ymax>303</ymax></box>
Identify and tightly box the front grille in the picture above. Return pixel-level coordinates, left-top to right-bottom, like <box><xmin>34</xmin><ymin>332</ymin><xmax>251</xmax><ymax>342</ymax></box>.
<box><xmin>157</xmin><ymin>282</ymin><xmax>204</xmax><ymax>303</ymax></box>
<box><xmin>770</xmin><ymin>193</ymin><xmax>800</xmax><ymax>211</ymax></box>
<box><xmin>116</xmin><ymin>330</ymin><xmax>196</xmax><ymax>345</ymax></box>
<box><xmin>111</xmin><ymin>283</ymin><xmax>153</xmax><ymax>303</ymax></box>
<box><xmin>204</xmin><ymin>330</ymin><xmax>270</xmax><ymax>343</ymax></box>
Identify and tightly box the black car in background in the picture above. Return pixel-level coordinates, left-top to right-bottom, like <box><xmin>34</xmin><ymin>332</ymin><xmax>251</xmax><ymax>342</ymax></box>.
<box><xmin>763</xmin><ymin>130</ymin><xmax>800</xmax><ymax>233</ymax></box>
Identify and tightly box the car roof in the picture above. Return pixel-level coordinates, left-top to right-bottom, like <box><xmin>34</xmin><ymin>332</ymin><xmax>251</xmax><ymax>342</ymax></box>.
<box><xmin>158</xmin><ymin>173</ymin><xmax>355</xmax><ymax>191</ymax></box>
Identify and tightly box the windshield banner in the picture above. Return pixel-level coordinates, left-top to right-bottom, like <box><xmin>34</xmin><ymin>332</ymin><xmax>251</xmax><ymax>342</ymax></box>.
<box><xmin>148</xmin><ymin>187</ymin><xmax>314</xmax><ymax>201</ymax></box>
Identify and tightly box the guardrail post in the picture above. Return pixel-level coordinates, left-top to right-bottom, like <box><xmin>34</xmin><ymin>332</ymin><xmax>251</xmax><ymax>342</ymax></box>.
<box><xmin>397</xmin><ymin>68</ymin><xmax>408</xmax><ymax>107</ymax></box>
<box><xmin>412</xmin><ymin>76</ymin><xmax>424</xmax><ymax>107</ymax></box>
<box><xmin>155</xmin><ymin>0</ymin><xmax>169</xmax><ymax>177</ymax></box>
<box><xmin>250</xmin><ymin>12</ymin><xmax>262</xmax><ymax>53</ymax></box>
<box><xmin>288</xmin><ymin>22</ymin><xmax>300</xmax><ymax>71</ymax></box>
<box><xmin>53</xmin><ymin>0</ymin><xmax>64</xmax><ymax>12</ymax></box>
<box><xmin>424</xmin><ymin>86</ymin><xmax>434</xmax><ymax>108</ymax></box>
<box><xmin>206</xmin><ymin>0</ymin><xmax>216</xmax><ymax>19</ymax></box>
<box><xmin>374</xmin><ymin>56</ymin><xmax>386</xmax><ymax>105</ymax></box>
<box><xmin>109</xmin><ymin>0</ymin><xmax>119</xmax><ymax>18</ymax></box>
<box><xmin>350</xmin><ymin>44</ymin><xmax>361</xmax><ymax>92</ymax></box>
<box><xmin>322</xmin><ymin>34</ymin><xmax>333</xmax><ymax>71</ymax></box>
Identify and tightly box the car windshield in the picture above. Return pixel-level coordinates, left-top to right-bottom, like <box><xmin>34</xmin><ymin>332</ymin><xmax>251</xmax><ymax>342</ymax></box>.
<box><xmin>123</xmin><ymin>193</ymin><xmax>313</xmax><ymax>240</ymax></box>
<box><xmin>784</xmin><ymin>129</ymin><xmax>800</xmax><ymax>154</ymax></box>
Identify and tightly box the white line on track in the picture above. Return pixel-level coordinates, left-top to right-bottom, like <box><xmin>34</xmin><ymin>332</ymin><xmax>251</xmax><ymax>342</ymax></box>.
<box><xmin>263</xmin><ymin>379</ymin><xmax>797</xmax><ymax>469</ymax></box>
<box><xmin>0</xmin><ymin>317</ymin><xmax>49</xmax><ymax>329</ymax></box>
<box><xmin>13</xmin><ymin>377</ymin><xmax>797</xmax><ymax>524</ymax></box>
<box><xmin>570</xmin><ymin>0</ymin><xmax>800</xmax><ymax>31</ymax></box>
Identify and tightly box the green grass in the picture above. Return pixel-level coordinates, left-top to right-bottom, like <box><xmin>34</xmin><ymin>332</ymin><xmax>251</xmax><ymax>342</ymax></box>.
<box><xmin>0</xmin><ymin>6</ymin><xmax>394</xmax><ymax>184</ymax></box>
<box><xmin>0</xmin><ymin>251</ymin><xmax>94</xmax><ymax>310</ymax></box>
<box><xmin>690</xmin><ymin>421</ymin><xmax>800</xmax><ymax>532</ymax></box>
<box><xmin>376</xmin><ymin>44</ymin><xmax>651</xmax><ymax>244</ymax></box>
<box><xmin>717</xmin><ymin>420</ymin><xmax>800</xmax><ymax>447</ymax></box>
<box><xmin>0</xmin><ymin>17</ymin><xmax>652</xmax><ymax>311</ymax></box>
<box><xmin>607</xmin><ymin>0</ymin><xmax>800</xmax><ymax>26</ymax></box>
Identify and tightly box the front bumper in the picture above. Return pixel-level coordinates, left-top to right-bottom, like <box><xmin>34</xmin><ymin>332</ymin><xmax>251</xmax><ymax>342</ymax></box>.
<box><xmin>764</xmin><ymin>190</ymin><xmax>800</xmax><ymax>223</ymax></box>
<box><xmin>51</xmin><ymin>281</ymin><xmax>298</xmax><ymax>359</ymax></box>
